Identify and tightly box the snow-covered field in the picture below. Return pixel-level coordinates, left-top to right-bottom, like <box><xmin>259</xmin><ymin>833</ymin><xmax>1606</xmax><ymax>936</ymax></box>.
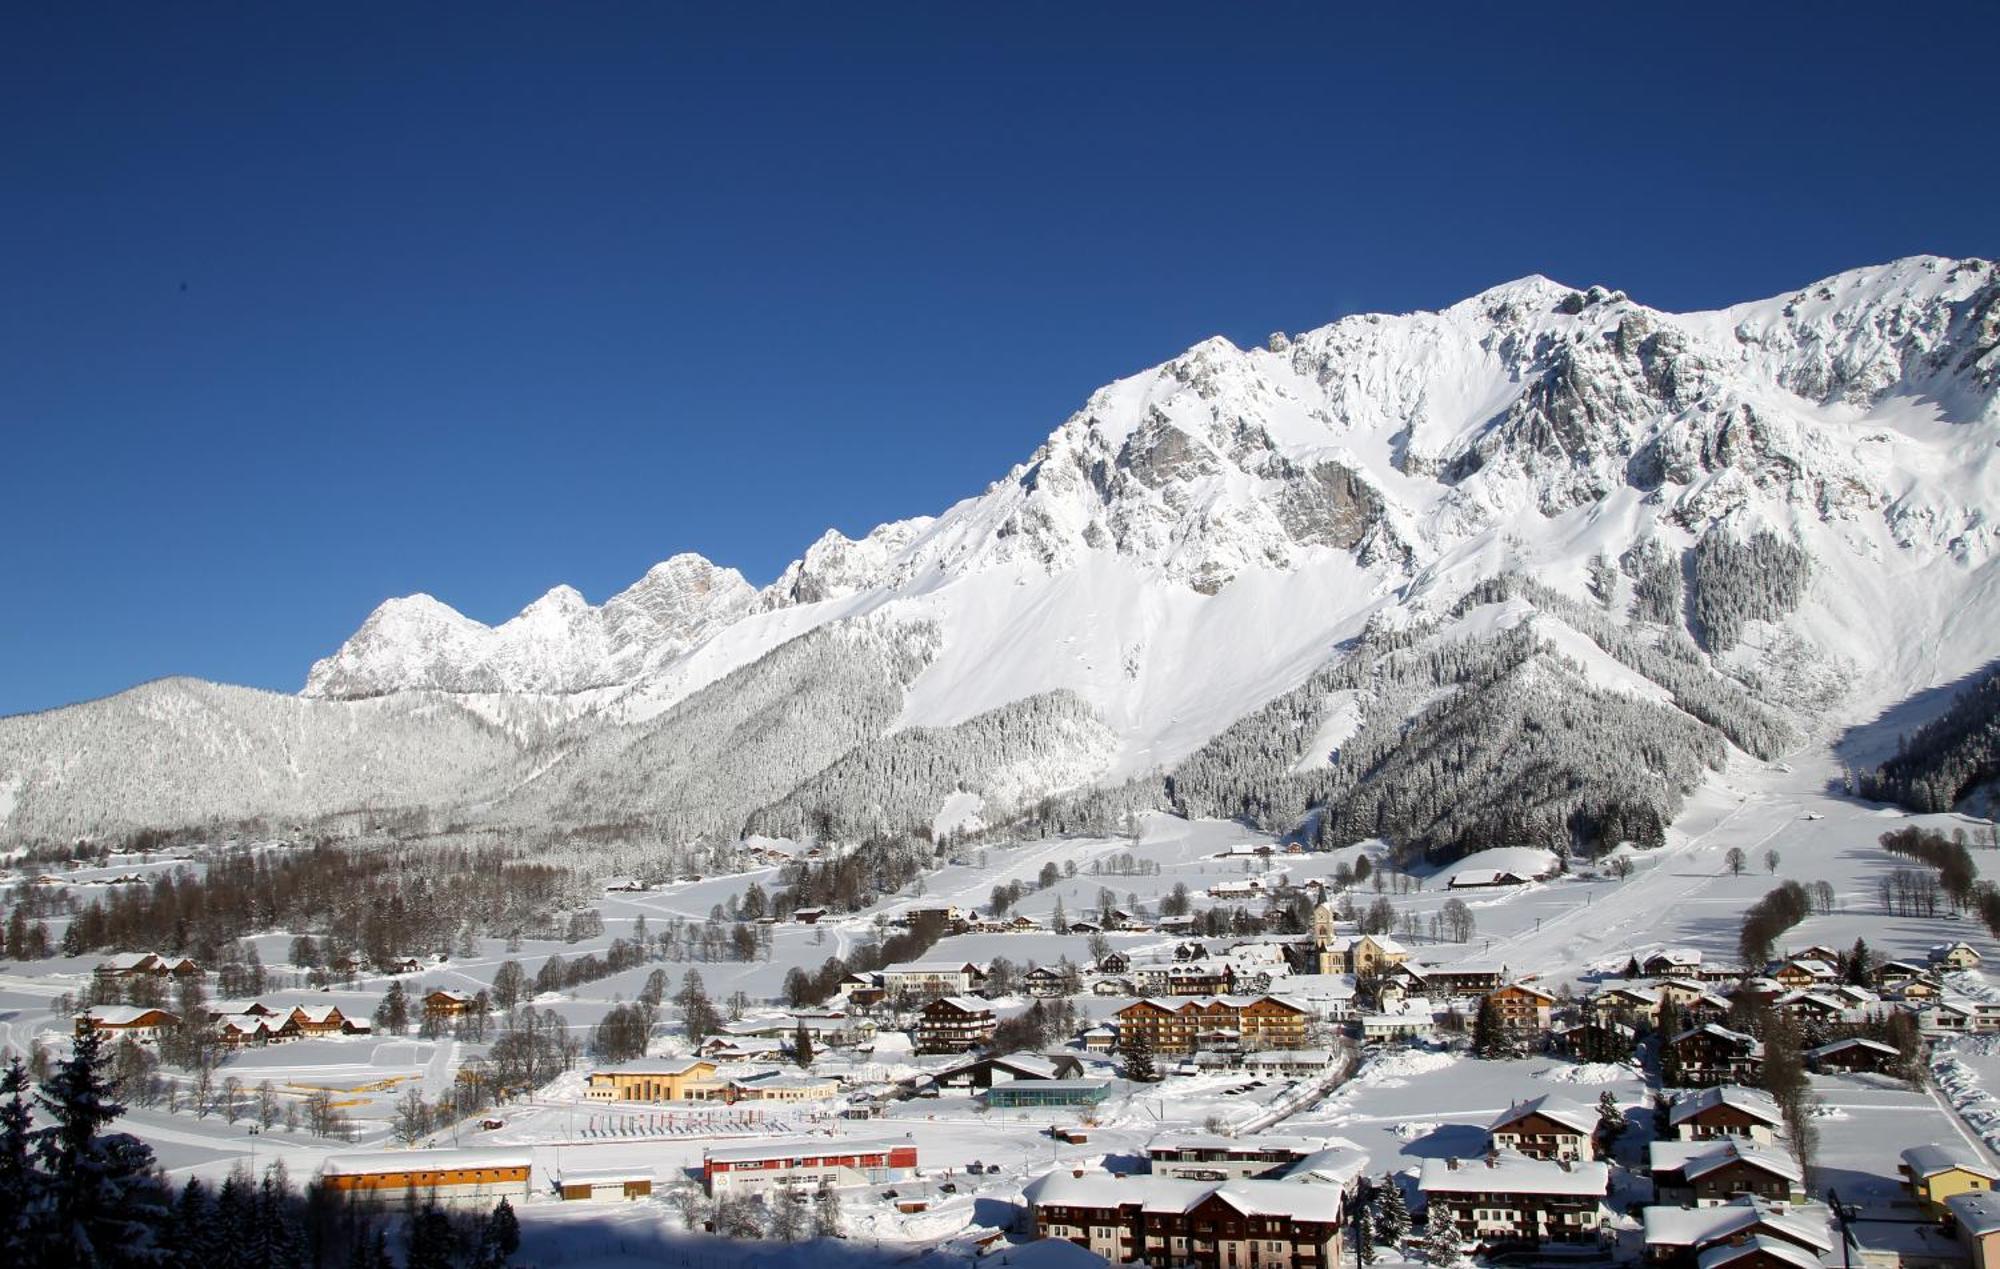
<box><xmin>2</xmin><ymin>711</ymin><xmax>1997</xmax><ymax>1265</ymax></box>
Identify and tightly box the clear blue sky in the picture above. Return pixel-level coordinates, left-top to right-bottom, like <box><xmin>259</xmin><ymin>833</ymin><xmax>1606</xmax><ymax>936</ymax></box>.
<box><xmin>4</xmin><ymin>4</ymin><xmax>1996</xmax><ymax>715</ymax></box>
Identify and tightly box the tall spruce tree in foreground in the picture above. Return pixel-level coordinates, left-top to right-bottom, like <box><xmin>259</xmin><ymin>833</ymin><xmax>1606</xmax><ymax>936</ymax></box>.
<box><xmin>31</xmin><ymin>1027</ymin><xmax>172</xmax><ymax>1267</ymax></box>
<box><xmin>1</xmin><ymin>1057</ymin><xmax>34</xmax><ymax>1262</ymax></box>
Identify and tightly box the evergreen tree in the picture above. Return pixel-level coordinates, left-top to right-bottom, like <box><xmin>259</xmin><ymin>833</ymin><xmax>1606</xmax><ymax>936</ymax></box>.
<box><xmin>0</xmin><ymin>1058</ymin><xmax>35</xmax><ymax>1261</ymax></box>
<box><xmin>1471</xmin><ymin>995</ymin><xmax>1510</xmax><ymax>1059</ymax></box>
<box><xmin>214</xmin><ymin>1165</ymin><xmax>254</xmax><ymax>1250</ymax></box>
<box><xmin>1595</xmin><ymin>1090</ymin><xmax>1624</xmax><ymax>1156</ymax></box>
<box><xmin>32</xmin><ymin>1027</ymin><xmax>172</xmax><ymax>1268</ymax></box>
<box><xmin>472</xmin><ymin>1195</ymin><xmax>520</xmax><ymax>1268</ymax></box>
<box><xmin>1352</xmin><ymin>1203</ymin><xmax>1375</xmax><ymax>1265</ymax></box>
<box><xmin>252</xmin><ymin>1166</ymin><xmax>304</xmax><ymax>1269</ymax></box>
<box><xmin>1421</xmin><ymin>1202</ymin><xmax>1462</xmax><ymax>1266</ymax></box>
<box><xmin>794</xmin><ymin>1023</ymin><xmax>815</xmax><ymax>1068</ymax></box>
<box><xmin>1372</xmin><ymin>1178</ymin><xmax>1410</xmax><ymax>1245</ymax></box>
<box><xmin>1844</xmin><ymin>937</ymin><xmax>1873</xmax><ymax>987</ymax></box>
<box><xmin>1122</xmin><ymin>1034</ymin><xmax>1157</xmax><ymax>1083</ymax></box>
<box><xmin>406</xmin><ymin>1198</ymin><xmax>458</xmax><ymax>1269</ymax></box>
<box><xmin>168</xmin><ymin>1176</ymin><xmax>211</xmax><ymax>1269</ymax></box>
<box><xmin>374</xmin><ymin>981</ymin><xmax>409</xmax><ymax>1035</ymax></box>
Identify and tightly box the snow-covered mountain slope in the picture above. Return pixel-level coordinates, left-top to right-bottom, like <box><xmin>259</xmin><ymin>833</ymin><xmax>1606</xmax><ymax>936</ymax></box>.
<box><xmin>4</xmin><ymin>255</ymin><xmax>1996</xmax><ymax>845</ymax></box>
<box><xmin>0</xmin><ymin>678</ymin><xmax>541</xmax><ymax>839</ymax></box>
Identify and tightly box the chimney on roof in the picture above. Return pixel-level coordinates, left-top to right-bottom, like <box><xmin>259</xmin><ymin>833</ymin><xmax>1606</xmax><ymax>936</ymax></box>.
<box><xmin>1447</xmin><ymin>1158</ymin><xmax>1458</xmax><ymax>1171</ymax></box>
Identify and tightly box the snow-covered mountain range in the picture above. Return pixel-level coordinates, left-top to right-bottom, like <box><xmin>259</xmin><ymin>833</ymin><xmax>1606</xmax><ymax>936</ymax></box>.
<box><xmin>5</xmin><ymin>256</ymin><xmax>1996</xmax><ymax>847</ymax></box>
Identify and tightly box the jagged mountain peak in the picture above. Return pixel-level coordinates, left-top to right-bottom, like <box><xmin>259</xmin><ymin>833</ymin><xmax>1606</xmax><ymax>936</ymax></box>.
<box><xmin>305</xmin><ymin>553</ymin><xmax>756</xmax><ymax>699</ymax></box>
<box><xmin>304</xmin><ymin>255</ymin><xmax>1998</xmax><ymax>705</ymax></box>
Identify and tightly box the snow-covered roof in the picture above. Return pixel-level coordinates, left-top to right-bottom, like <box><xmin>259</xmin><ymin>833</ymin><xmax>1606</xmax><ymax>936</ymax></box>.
<box><xmin>1022</xmin><ymin>1171</ymin><xmax>1341</xmax><ymax>1221</ymax></box>
<box><xmin>1492</xmin><ymin>1094</ymin><xmax>1598</xmax><ymax>1137</ymax></box>
<box><xmin>884</xmin><ymin>961</ymin><xmax>981</xmax><ymax>975</ymax></box>
<box><xmin>927</xmin><ymin>995</ymin><xmax>993</xmax><ymax>1014</ymax></box>
<box><xmin>1947</xmin><ymin>1190</ymin><xmax>2000</xmax><ymax>1236</ymax></box>
<box><xmin>590</xmin><ymin>1057</ymin><xmax>715</xmax><ymax>1077</ymax></box>
<box><xmin>1593</xmin><ymin>985</ymin><xmax>1661</xmax><ymax>1004</ymax></box>
<box><xmin>984</xmin><ymin>1079</ymin><xmax>1111</xmax><ymax>1094</ymax></box>
<box><xmin>986</xmin><ymin>1239</ymin><xmax>1111</xmax><ymax>1269</ymax></box>
<box><xmin>98</xmin><ymin>952</ymin><xmax>162</xmax><ymax>970</ymax></box>
<box><xmin>1808</xmin><ymin>1037</ymin><xmax>1897</xmax><ymax>1058</ymax></box>
<box><xmin>1023</xmin><ymin>1171</ymin><xmax>1212</xmax><ymax>1213</ymax></box>
<box><xmin>81</xmin><ymin>1005</ymin><xmax>174</xmax><ymax>1025</ymax></box>
<box><xmin>1901</xmin><ymin>1143</ymin><xmax>1999</xmax><ymax>1180</ymax></box>
<box><xmin>733</xmin><ymin>1072</ymin><xmax>837</xmax><ymax>1089</ymax></box>
<box><xmin>704</xmin><ymin>1137</ymin><xmax>912</xmax><ymax>1165</ymax></box>
<box><xmin>1662</xmin><ymin>1140</ymin><xmax>1802</xmax><ymax>1184</ymax></box>
<box><xmin>1695</xmin><ymin>1235</ymin><xmax>1822</xmax><ymax>1269</ymax></box>
<box><xmin>1437</xmin><ymin>847</ymin><xmax>1558</xmax><ymax>883</ymax></box>
<box><xmin>1667</xmin><ymin>1085</ymin><xmax>1783</xmax><ymax>1128</ymax></box>
<box><xmin>1448</xmin><ymin>869</ymin><xmax>1531</xmax><ymax>887</ymax></box>
<box><xmin>1213</xmin><ymin>1179</ymin><xmax>1343</xmax><ymax>1221</ymax></box>
<box><xmin>1668</xmin><ymin>1024</ymin><xmax>1761</xmax><ymax>1052</ymax></box>
<box><xmin>322</xmin><ymin>1149</ymin><xmax>532</xmax><ymax>1176</ymax></box>
<box><xmin>1282</xmin><ymin>1144</ymin><xmax>1370</xmax><ymax>1189</ymax></box>
<box><xmin>1418</xmin><ymin>1153</ymin><xmax>1608</xmax><ymax>1196</ymax></box>
<box><xmin>1148</xmin><ymin>1132</ymin><xmax>1321</xmax><ymax>1157</ymax></box>
<box><xmin>1645</xmin><ymin>948</ymin><xmax>1704</xmax><ymax>967</ymax></box>
<box><xmin>553</xmin><ymin>1168</ymin><xmax>655</xmax><ymax>1185</ymax></box>
<box><xmin>1640</xmin><ymin>1197</ymin><xmax>1832</xmax><ymax>1253</ymax></box>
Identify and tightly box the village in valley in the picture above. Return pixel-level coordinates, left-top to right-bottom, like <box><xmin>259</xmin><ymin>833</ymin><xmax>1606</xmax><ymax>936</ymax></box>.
<box><xmin>6</xmin><ymin>743</ymin><xmax>2000</xmax><ymax>1269</ymax></box>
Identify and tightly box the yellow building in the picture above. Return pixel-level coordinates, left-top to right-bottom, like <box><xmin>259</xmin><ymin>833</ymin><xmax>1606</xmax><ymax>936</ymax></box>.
<box><xmin>732</xmin><ymin>1074</ymin><xmax>840</xmax><ymax>1102</ymax></box>
<box><xmin>585</xmin><ymin>1058</ymin><xmax>723</xmax><ymax>1103</ymax></box>
<box><xmin>1903</xmin><ymin>1144</ymin><xmax>2000</xmax><ymax>1217</ymax></box>
<box><xmin>1948</xmin><ymin>1191</ymin><xmax>2000</xmax><ymax>1269</ymax></box>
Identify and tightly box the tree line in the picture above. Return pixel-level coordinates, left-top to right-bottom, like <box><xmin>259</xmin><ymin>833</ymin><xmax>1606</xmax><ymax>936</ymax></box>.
<box><xmin>1859</xmin><ymin>668</ymin><xmax>2000</xmax><ymax>813</ymax></box>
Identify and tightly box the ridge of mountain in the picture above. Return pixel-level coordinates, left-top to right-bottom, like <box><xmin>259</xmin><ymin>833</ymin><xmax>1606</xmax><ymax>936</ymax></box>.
<box><xmin>3</xmin><ymin>255</ymin><xmax>1996</xmax><ymax>847</ymax></box>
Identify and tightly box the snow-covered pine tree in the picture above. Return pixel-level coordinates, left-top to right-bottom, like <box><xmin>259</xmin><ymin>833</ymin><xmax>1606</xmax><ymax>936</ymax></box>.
<box><xmin>1372</xmin><ymin>1178</ymin><xmax>1411</xmax><ymax>1245</ymax></box>
<box><xmin>30</xmin><ymin>1027</ymin><xmax>172</xmax><ymax>1266</ymax></box>
<box><xmin>1421</xmin><ymin>1201</ymin><xmax>1463</xmax><ymax>1266</ymax></box>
